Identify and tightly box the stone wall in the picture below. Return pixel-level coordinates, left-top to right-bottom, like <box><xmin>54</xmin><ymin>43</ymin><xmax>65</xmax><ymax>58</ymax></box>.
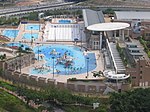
<box><xmin>1</xmin><ymin>70</ymin><xmax>131</xmax><ymax>94</ymax></box>
<box><xmin>0</xmin><ymin>51</ymin><xmax>131</xmax><ymax>94</ymax></box>
<box><xmin>1</xmin><ymin>52</ymin><xmax>35</xmax><ymax>71</ymax></box>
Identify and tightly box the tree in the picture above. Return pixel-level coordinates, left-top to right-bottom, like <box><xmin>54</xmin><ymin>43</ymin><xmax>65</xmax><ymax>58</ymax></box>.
<box><xmin>110</xmin><ymin>88</ymin><xmax>150</xmax><ymax>112</ymax></box>
<box><xmin>28</xmin><ymin>12</ymin><xmax>38</xmax><ymax>21</ymax></box>
<box><xmin>103</xmin><ymin>8</ymin><xmax>114</xmax><ymax>16</ymax></box>
<box><xmin>0</xmin><ymin>54</ymin><xmax>6</xmax><ymax>60</ymax></box>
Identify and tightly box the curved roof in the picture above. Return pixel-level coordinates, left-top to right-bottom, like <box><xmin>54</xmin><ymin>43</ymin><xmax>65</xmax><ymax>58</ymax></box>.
<box><xmin>87</xmin><ymin>22</ymin><xmax>130</xmax><ymax>31</ymax></box>
<box><xmin>103</xmin><ymin>70</ymin><xmax>130</xmax><ymax>80</ymax></box>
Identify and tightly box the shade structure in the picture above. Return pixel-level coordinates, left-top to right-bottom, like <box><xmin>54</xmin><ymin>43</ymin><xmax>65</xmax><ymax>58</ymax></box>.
<box><xmin>87</xmin><ymin>22</ymin><xmax>130</xmax><ymax>31</ymax></box>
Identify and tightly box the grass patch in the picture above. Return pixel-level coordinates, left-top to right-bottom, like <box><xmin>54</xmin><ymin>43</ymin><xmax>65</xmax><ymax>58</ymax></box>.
<box><xmin>0</xmin><ymin>89</ymin><xmax>36</xmax><ymax>112</ymax></box>
<box><xmin>139</xmin><ymin>37</ymin><xmax>150</xmax><ymax>58</ymax></box>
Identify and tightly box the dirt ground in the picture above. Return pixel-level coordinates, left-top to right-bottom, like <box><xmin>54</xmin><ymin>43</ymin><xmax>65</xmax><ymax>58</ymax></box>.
<box><xmin>15</xmin><ymin>0</ymin><xmax>44</xmax><ymax>6</ymax></box>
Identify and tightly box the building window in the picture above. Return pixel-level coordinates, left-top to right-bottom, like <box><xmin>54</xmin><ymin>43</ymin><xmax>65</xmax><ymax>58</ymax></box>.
<box><xmin>140</xmin><ymin>76</ymin><xmax>142</xmax><ymax>79</ymax></box>
<box><xmin>140</xmin><ymin>71</ymin><xmax>142</xmax><ymax>74</ymax></box>
<box><xmin>132</xmin><ymin>76</ymin><xmax>136</xmax><ymax>79</ymax></box>
<box><xmin>140</xmin><ymin>66</ymin><xmax>143</xmax><ymax>68</ymax></box>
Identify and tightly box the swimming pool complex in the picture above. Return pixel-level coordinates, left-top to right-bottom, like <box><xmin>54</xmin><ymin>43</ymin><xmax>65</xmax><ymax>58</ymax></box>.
<box><xmin>23</xmin><ymin>33</ymin><xmax>38</xmax><ymax>40</ymax></box>
<box><xmin>32</xmin><ymin>45</ymin><xmax>96</xmax><ymax>75</ymax></box>
<box><xmin>7</xmin><ymin>43</ymin><xmax>96</xmax><ymax>75</ymax></box>
<box><xmin>3</xmin><ymin>30</ymin><xmax>19</xmax><ymax>38</ymax></box>
<box><xmin>7</xmin><ymin>42</ymin><xmax>30</xmax><ymax>50</ymax></box>
<box><xmin>26</xmin><ymin>24</ymin><xmax>40</xmax><ymax>30</ymax></box>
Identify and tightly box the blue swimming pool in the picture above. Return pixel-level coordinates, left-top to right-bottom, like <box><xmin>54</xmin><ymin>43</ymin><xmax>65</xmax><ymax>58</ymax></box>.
<box><xmin>31</xmin><ymin>45</ymin><xmax>96</xmax><ymax>75</ymax></box>
<box><xmin>23</xmin><ymin>33</ymin><xmax>38</xmax><ymax>40</ymax></box>
<box><xmin>59</xmin><ymin>20</ymin><xmax>71</xmax><ymax>24</ymax></box>
<box><xmin>26</xmin><ymin>24</ymin><xmax>40</xmax><ymax>30</ymax></box>
<box><xmin>7</xmin><ymin>42</ymin><xmax>30</xmax><ymax>50</ymax></box>
<box><xmin>3</xmin><ymin>30</ymin><xmax>19</xmax><ymax>38</ymax></box>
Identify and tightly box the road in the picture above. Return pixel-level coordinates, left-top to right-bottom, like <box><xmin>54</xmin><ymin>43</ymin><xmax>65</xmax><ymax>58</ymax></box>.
<box><xmin>0</xmin><ymin>2</ymin><xmax>150</xmax><ymax>17</ymax></box>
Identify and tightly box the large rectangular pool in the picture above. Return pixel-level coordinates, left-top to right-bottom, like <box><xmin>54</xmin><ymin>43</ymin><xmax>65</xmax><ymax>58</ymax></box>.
<box><xmin>3</xmin><ymin>30</ymin><xmax>19</xmax><ymax>38</ymax></box>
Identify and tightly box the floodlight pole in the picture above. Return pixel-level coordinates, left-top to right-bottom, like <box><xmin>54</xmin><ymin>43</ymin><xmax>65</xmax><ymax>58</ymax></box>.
<box><xmin>55</xmin><ymin>26</ymin><xmax>57</xmax><ymax>43</ymax></box>
<box><xmin>86</xmin><ymin>57</ymin><xmax>89</xmax><ymax>78</ymax></box>
<box><xmin>31</xmin><ymin>26</ymin><xmax>33</xmax><ymax>39</ymax></box>
<box><xmin>19</xmin><ymin>41</ymin><xmax>22</xmax><ymax>73</ymax></box>
<box><xmin>52</xmin><ymin>56</ymin><xmax>55</xmax><ymax>79</ymax></box>
<box><xmin>80</xmin><ymin>27</ymin><xmax>83</xmax><ymax>50</ymax></box>
<box><xmin>37</xmin><ymin>43</ymin><xmax>40</xmax><ymax>61</ymax></box>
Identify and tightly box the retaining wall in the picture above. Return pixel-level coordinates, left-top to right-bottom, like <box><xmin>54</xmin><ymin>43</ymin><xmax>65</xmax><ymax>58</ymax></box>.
<box><xmin>1</xmin><ymin>70</ymin><xmax>131</xmax><ymax>94</ymax></box>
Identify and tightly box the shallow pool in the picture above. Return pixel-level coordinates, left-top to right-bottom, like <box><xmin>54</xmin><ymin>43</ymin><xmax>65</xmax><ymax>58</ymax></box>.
<box><xmin>3</xmin><ymin>30</ymin><xmax>19</xmax><ymax>38</ymax></box>
<box><xmin>23</xmin><ymin>33</ymin><xmax>38</xmax><ymax>40</ymax></box>
<box><xmin>31</xmin><ymin>45</ymin><xmax>96</xmax><ymax>75</ymax></box>
<box><xmin>26</xmin><ymin>24</ymin><xmax>40</xmax><ymax>30</ymax></box>
<box><xmin>7</xmin><ymin>42</ymin><xmax>30</xmax><ymax>50</ymax></box>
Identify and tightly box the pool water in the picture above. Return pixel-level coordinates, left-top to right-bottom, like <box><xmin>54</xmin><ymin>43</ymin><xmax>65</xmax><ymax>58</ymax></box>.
<box><xmin>59</xmin><ymin>20</ymin><xmax>71</xmax><ymax>24</ymax></box>
<box><xmin>7</xmin><ymin>42</ymin><xmax>30</xmax><ymax>50</ymax></box>
<box><xmin>3</xmin><ymin>30</ymin><xmax>19</xmax><ymax>38</ymax></box>
<box><xmin>6</xmin><ymin>43</ymin><xmax>97</xmax><ymax>75</ymax></box>
<box><xmin>26</xmin><ymin>24</ymin><xmax>40</xmax><ymax>30</ymax></box>
<box><xmin>23</xmin><ymin>33</ymin><xmax>38</xmax><ymax>40</ymax></box>
<box><xmin>31</xmin><ymin>45</ymin><xmax>96</xmax><ymax>75</ymax></box>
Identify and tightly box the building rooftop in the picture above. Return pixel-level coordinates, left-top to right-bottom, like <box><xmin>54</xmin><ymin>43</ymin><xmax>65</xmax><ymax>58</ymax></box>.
<box><xmin>126</xmin><ymin>42</ymin><xmax>137</xmax><ymax>46</ymax></box>
<box><xmin>130</xmin><ymin>52</ymin><xmax>143</xmax><ymax>56</ymax></box>
<box><xmin>128</xmin><ymin>47</ymin><xmax>141</xmax><ymax>51</ymax></box>
<box><xmin>82</xmin><ymin>9</ymin><xmax>105</xmax><ymax>27</ymax></box>
<box><xmin>115</xmin><ymin>11</ymin><xmax>150</xmax><ymax>21</ymax></box>
<box><xmin>87</xmin><ymin>22</ymin><xmax>130</xmax><ymax>31</ymax></box>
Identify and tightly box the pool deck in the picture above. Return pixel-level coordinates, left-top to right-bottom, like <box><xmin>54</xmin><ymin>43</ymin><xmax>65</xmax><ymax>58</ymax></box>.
<box><xmin>21</xmin><ymin>48</ymin><xmax>104</xmax><ymax>83</ymax></box>
<box><xmin>0</xmin><ymin>23</ymin><xmax>44</xmax><ymax>43</ymax></box>
<box><xmin>15</xmin><ymin>23</ymin><xmax>43</xmax><ymax>42</ymax></box>
<box><xmin>1</xmin><ymin>22</ymin><xmax>105</xmax><ymax>83</ymax></box>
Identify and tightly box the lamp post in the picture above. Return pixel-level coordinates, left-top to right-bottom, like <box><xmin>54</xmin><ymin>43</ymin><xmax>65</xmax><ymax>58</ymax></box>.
<box><xmin>86</xmin><ymin>57</ymin><xmax>89</xmax><ymax>78</ymax></box>
<box><xmin>37</xmin><ymin>43</ymin><xmax>40</xmax><ymax>61</ymax></box>
<box><xmin>31</xmin><ymin>26</ymin><xmax>33</xmax><ymax>36</ymax></box>
<box><xmin>14</xmin><ymin>29</ymin><xmax>17</xmax><ymax>41</ymax></box>
<box><xmin>64</xmin><ymin>66</ymin><xmax>67</xmax><ymax>75</ymax></box>
<box><xmin>12</xmin><ymin>43</ymin><xmax>14</xmax><ymax>52</ymax></box>
<box><xmin>80</xmin><ymin>28</ymin><xmax>83</xmax><ymax>50</ymax></box>
<box><xmin>19</xmin><ymin>41</ymin><xmax>22</xmax><ymax>73</ymax></box>
<box><xmin>39</xmin><ymin>20</ymin><xmax>40</xmax><ymax>32</ymax></box>
<box><xmin>47</xmin><ymin>30</ymin><xmax>49</xmax><ymax>39</ymax></box>
<box><xmin>54</xmin><ymin>26</ymin><xmax>56</xmax><ymax>43</ymax></box>
<box><xmin>31</xmin><ymin>26</ymin><xmax>33</xmax><ymax>40</ymax></box>
<box><xmin>52</xmin><ymin>56</ymin><xmax>55</xmax><ymax>79</ymax></box>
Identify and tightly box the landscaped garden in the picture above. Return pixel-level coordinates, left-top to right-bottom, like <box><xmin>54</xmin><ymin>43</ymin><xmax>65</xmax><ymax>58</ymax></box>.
<box><xmin>139</xmin><ymin>36</ymin><xmax>150</xmax><ymax>58</ymax></box>
<box><xmin>0</xmin><ymin>80</ymin><xmax>108</xmax><ymax>112</ymax></box>
<box><xmin>1</xmin><ymin>79</ymin><xmax>150</xmax><ymax>112</ymax></box>
<box><xmin>0</xmin><ymin>88</ymin><xmax>37</xmax><ymax>112</ymax></box>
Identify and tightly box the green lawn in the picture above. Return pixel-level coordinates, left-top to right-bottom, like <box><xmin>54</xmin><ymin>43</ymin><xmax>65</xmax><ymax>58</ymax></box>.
<box><xmin>0</xmin><ymin>89</ymin><xmax>37</xmax><ymax>112</ymax></box>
